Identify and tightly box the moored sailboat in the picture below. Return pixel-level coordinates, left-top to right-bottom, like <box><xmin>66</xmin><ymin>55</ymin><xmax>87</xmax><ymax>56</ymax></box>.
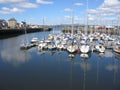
<box><xmin>113</xmin><ymin>41</ymin><xmax>120</xmax><ymax>54</ymax></box>
<box><xmin>20</xmin><ymin>21</ymin><xmax>34</xmax><ymax>49</ymax></box>
<box><xmin>80</xmin><ymin>44</ymin><xmax>90</xmax><ymax>54</ymax></box>
<box><xmin>67</xmin><ymin>43</ymin><xmax>78</xmax><ymax>53</ymax></box>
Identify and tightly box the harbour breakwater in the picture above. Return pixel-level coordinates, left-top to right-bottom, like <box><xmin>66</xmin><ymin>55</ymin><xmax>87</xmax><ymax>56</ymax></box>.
<box><xmin>62</xmin><ymin>26</ymin><xmax>120</xmax><ymax>35</ymax></box>
<box><xmin>0</xmin><ymin>28</ymin><xmax>52</xmax><ymax>39</ymax></box>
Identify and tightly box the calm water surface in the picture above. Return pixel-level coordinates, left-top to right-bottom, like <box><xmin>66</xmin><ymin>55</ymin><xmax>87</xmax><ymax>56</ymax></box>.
<box><xmin>0</xmin><ymin>28</ymin><xmax>120</xmax><ymax>90</ymax></box>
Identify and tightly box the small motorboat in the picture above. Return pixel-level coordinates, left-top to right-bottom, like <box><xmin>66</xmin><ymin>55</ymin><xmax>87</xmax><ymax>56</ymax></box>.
<box><xmin>95</xmin><ymin>44</ymin><xmax>105</xmax><ymax>53</ymax></box>
<box><xmin>113</xmin><ymin>44</ymin><xmax>120</xmax><ymax>54</ymax></box>
<box><xmin>47</xmin><ymin>42</ymin><xmax>57</xmax><ymax>51</ymax></box>
<box><xmin>31</xmin><ymin>37</ymin><xmax>39</xmax><ymax>43</ymax></box>
<box><xmin>20</xmin><ymin>43</ymin><xmax>34</xmax><ymax>50</ymax></box>
<box><xmin>38</xmin><ymin>41</ymin><xmax>47</xmax><ymax>51</ymax></box>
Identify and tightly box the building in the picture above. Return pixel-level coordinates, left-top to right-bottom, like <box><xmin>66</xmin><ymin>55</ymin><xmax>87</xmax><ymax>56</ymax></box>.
<box><xmin>0</xmin><ymin>19</ymin><xmax>8</xmax><ymax>29</ymax></box>
<box><xmin>8</xmin><ymin>18</ymin><xmax>17</xmax><ymax>29</ymax></box>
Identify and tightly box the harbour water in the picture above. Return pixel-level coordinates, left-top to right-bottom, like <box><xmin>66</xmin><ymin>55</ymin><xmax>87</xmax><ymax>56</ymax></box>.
<box><xmin>0</xmin><ymin>27</ymin><xmax>120</xmax><ymax>90</ymax></box>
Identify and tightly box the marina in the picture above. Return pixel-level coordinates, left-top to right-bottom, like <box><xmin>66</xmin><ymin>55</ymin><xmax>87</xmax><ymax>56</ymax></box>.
<box><xmin>19</xmin><ymin>25</ymin><xmax>120</xmax><ymax>55</ymax></box>
<box><xmin>0</xmin><ymin>0</ymin><xmax>120</xmax><ymax>90</ymax></box>
<box><xmin>0</xmin><ymin>26</ymin><xmax>120</xmax><ymax>90</ymax></box>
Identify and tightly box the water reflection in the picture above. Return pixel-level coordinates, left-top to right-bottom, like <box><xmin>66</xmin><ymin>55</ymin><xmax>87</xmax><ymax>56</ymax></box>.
<box><xmin>105</xmin><ymin>50</ymin><xmax>114</xmax><ymax>58</ymax></box>
<box><xmin>94</xmin><ymin>50</ymin><xmax>115</xmax><ymax>59</ymax></box>
<box><xmin>0</xmin><ymin>37</ymin><xmax>31</xmax><ymax>66</ymax></box>
<box><xmin>68</xmin><ymin>54</ymin><xmax>75</xmax><ymax>59</ymax></box>
<box><xmin>1</xmin><ymin>50</ymin><xmax>31</xmax><ymax>65</ymax></box>
<box><xmin>47</xmin><ymin>51</ymin><xmax>57</xmax><ymax>56</ymax></box>
<box><xmin>0</xmin><ymin>30</ymin><xmax>120</xmax><ymax>90</ymax></box>
<box><xmin>114</xmin><ymin>53</ymin><xmax>120</xmax><ymax>61</ymax></box>
<box><xmin>106</xmin><ymin>56</ymin><xmax>119</xmax><ymax>84</ymax></box>
<box><xmin>96</xmin><ymin>58</ymin><xmax>100</xmax><ymax>85</ymax></box>
<box><xmin>37</xmin><ymin>50</ymin><xmax>47</xmax><ymax>55</ymax></box>
<box><xmin>80</xmin><ymin>60</ymin><xmax>91</xmax><ymax>72</ymax></box>
<box><xmin>80</xmin><ymin>54</ymin><xmax>89</xmax><ymax>59</ymax></box>
<box><xmin>98</xmin><ymin>53</ymin><xmax>105</xmax><ymax>58</ymax></box>
<box><xmin>80</xmin><ymin>60</ymin><xmax>91</xmax><ymax>90</ymax></box>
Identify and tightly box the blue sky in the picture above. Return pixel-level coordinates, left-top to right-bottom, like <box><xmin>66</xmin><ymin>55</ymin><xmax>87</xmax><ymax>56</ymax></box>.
<box><xmin>0</xmin><ymin>0</ymin><xmax>120</xmax><ymax>25</ymax></box>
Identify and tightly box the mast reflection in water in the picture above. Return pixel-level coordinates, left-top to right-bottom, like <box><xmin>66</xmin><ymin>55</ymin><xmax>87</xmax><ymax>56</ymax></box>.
<box><xmin>0</xmin><ymin>29</ymin><xmax>120</xmax><ymax>90</ymax></box>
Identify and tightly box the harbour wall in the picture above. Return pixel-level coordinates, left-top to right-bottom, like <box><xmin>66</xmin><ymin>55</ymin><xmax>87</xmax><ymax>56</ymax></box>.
<box><xmin>0</xmin><ymin>28</ymin><xmax>52</xmax><ymax>39</ymax></box>
<box><xmin>62</xmin><ymin>26</ymin><xmax>120</xmax><ymax>35</ymax></box>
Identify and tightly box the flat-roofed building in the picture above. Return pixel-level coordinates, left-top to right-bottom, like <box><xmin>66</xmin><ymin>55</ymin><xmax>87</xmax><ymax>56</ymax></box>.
<box><xmin>8</xmin><ymin>18</ymin><xmax>17</xmax><ymax>29</ymax></box>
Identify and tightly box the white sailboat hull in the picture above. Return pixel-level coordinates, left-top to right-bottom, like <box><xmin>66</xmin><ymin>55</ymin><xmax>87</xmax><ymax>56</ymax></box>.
<box><xmin>67</xmin><ymin>45</ymin><xmax>78</xmax><ymax>53</ymax></box>
<box><xmin>80</xmin><ymin>45</ymin><xmax>90</xmax><ymax>54</ymax></box>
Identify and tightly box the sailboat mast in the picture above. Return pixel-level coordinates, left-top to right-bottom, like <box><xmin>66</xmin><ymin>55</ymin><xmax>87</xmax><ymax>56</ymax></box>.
<box><xmin>43</xmin><ymin>17</ymin><xmax>45</xmax><ymax>39</ymax></box>
<box><xmin>71</xmin><ymin>3</ymin><xmax>74</xmax><ymax>37</ymax></box>
<box><xmin>85</xmin><ymin>0</ymin><xmax>89</xmax><ymax>35</ymax></box>
<box><xmin>43</xmin><ymin>17</ymin><xmax>45</xmax><ymax>31</ymax></box>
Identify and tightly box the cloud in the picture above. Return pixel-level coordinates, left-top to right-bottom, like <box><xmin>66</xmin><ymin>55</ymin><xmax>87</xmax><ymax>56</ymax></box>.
<box><xmin>74</xmin><ymin>3</ymin><xmax>83</xmax><ymax>6</ymax></box>
<box><xmin>88</xmin><ymin>0</ymin><xmax>120</xmax><ymax>17</ymax></box>
<box><xmin>88</xmin><ymin>15</ymin><xmax>96</xmax><ymax>21</ymax></box>
<box><xmin>74</xmin><ymin>16</ymin><xmax>80</xmax><ymax>21</ymax></box>
<box><xmin>0</xmin><ymin>7</ymin><xmax>24</xmax><ymax>14</ymax></box>
<box><xmin>99</xmin><ymin>0</ymin><xmax>120</xmax><ymax>12</ymax></box>
<box><xmin>64</xmin><ymin>15</ymin><xmax>71</xmax><ymax>19</ymax></box>
<box><xmin>63</xmin><ymin>8</ymin><xmax>74</xmax><ymax>12</ymax></box>
<box><xmin>86</xmin><ymin>0</ymin><xmax>120</xmax><ymax>25</ymax></box>
<box><xmin>16</xmin><ymin>2</ymin><xmax>38</xmax><ymax>8</ymax></box>
<box><xmin>0</xmin><ymin>0</ymin><xmax>38</xmax><ymax>8</ymax></box>
<box><xmin>0</xmin><ymin>0</ymin><xmax>26</xmax><ymax>4</ymax></box>
<box><xmin>0</xmin><ymin>0</ymin><xmax>38</xmax><ymax>14</ymax></box>
<box><xmin>103</xmin><ymin>0</ymin><xmax>120</xmax><ymax>7</ymax></box>
<box><xmin>88</xmin><ymin>9</ymin><xmax>98</xmax><ymax>14</ymax></box>
<box><xmin>64</xmin><ymin>15</ymin><xmax>79</xmax><ymax>20</ymax></box>
<box><xmin>36</xmin><ymin>0</ymin><xmax>54</xmax><ymax>4</ymax></box>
